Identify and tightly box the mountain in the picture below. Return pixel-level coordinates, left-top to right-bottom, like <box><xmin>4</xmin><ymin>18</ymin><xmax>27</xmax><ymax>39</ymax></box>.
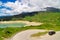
<box><xmin>0</xmin><ymin>12</ymin><xmax>38</xmax><ymax>21</ymax></box>
<box><xmin>45</xmin><ymin>7</ymin><xmax>60</xmax><ymax>12</ymax></box>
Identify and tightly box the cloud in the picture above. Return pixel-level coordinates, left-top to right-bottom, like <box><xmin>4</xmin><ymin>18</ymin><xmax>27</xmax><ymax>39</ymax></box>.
<box><xmin>4</xmin><ymin>1</ymin><xmax>41</xmax><ymax>13</ymax></box>
<box><xmin>27</xmin><ymin>0</ymin><xmax>60</xmax><ymax>8</ymax></box>
<box><xmin>0</xmin><ymin>0</ymin><xmax>60</xmax><ymax>16</ymax></box>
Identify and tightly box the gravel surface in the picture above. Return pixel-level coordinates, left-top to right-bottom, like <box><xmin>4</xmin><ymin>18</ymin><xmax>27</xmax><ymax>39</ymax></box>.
<box><xmin>10</xmin><ymin>29</ymin><xmax>60</xmax><ymax>40</ymax></box>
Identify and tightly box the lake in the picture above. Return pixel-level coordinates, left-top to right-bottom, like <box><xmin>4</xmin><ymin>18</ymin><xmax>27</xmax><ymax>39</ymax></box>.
<box><xmin>0</xmin><ymin>23</ymin><xmax>26</xmax><ymax>28</ymax></box>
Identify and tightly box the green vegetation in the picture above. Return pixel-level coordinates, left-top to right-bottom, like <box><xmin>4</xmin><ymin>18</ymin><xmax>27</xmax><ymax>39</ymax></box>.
<box><xmin>0</xmin><ymin>27</ymin><xmax>27</xmax><ymax>40</ymax></box>
<box><xmin>0</xmin><ymin>37</ymin><xmax>3</xmax><ymax>40</ymax></box>
<box><xmin>0</xmin><ymin>12</ymin><xmax>60</xmax><ymax>40</ymax></box>
<box><xmin>31</xmin><ymin>31</ymin><xmax>47</xmax><ymax>37</ymax></box>
<box><xmin>23</xmin><ymin>12</ymin><xmax>60</xmax><ymax>31</ymax></box>
<box><xmin>0</xmin><ymin>27</ymin><xmax>27</xmax><ymax>38</ymax></box>
<box><xmin>23</xmin><ymin>12</ymin><xmax>60</xmax><ymax>23</ymax></box>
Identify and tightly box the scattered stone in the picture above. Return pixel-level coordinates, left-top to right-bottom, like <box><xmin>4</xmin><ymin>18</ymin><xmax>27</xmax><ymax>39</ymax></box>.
<box><xmin>48</xmin><ymin>31</ymin><xmax>56</xmax><ymax>36</ymax></box>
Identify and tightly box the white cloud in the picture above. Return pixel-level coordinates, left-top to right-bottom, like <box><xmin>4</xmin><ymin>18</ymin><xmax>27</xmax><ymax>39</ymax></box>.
<box><xmin>28</xmin><ymin>0</ymin><xmax>60</xmax><ymax>8</ymax></box>
<box><xmin>3</xmin><ymin>0</ymin><xmax>41</xmax><ymax>15</ymax></box>
<box><xmin>0</xmin><ymin>0</ymin><xmax>60</xmax><ymax>16</ymax></box>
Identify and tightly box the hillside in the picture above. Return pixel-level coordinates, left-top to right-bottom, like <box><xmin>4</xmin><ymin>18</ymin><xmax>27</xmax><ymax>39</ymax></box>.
<box><xmin>22</xmin><ymin>12</ymin><xmax>60</xmax><ymax>31</ymax></box>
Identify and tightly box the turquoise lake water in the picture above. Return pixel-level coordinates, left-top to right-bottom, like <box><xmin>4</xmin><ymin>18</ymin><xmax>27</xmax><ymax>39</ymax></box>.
<box><xmin>0</xmin><ymin>23</ymin><xmax>26</xmax><ymax>28</ymax></box>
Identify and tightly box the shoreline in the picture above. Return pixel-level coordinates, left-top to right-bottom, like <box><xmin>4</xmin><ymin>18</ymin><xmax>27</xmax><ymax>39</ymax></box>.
<box><xmin>0</xmin><ymin>21</ymin><xmax>43</xmax><ymax>26</ymax></box>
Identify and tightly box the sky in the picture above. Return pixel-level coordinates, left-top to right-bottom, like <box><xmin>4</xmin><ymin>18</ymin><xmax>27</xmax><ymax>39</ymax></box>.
<box><xmin>0</xmin><ymin>0</ymin><xmax>16</xmax><ymax>3</ymax></box>
<box><xmin>0</xmin><ymin>0</ymin><xmax>60</xmax><ymax>16</ymax></box>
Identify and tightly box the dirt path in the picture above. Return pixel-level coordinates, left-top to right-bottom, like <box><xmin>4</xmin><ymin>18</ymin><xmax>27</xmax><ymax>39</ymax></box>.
<box><xmin>10</xmin><ymin>29</ymin><xmax>60</xmax><ymax>40</ymax></box>
<box><xmin>10</xmin><ymin>29</ymin><xmax>47</xmax><ymax>40</ymax></box>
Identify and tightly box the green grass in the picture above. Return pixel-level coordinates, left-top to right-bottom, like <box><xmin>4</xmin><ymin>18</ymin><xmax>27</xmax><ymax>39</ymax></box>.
<box><xmin>23</xmin><ymin>12</ymin><xmax>60</xmax><ymax>31</ymax></box>
<box><xmin>23</xmin><ymin>12</ymin><xmax>60</xmax><ymax>23</ymax></box>
<box><xmin>31</xmin><ymin>31</ymin><xmax>47</xmax><ymax>37</ymax></box>
<box><xmin>0</xmin><ymin>37</ymin><xmax>3</xmax><ymax>40</ymax></box>
<box><xmin>0</xmin><ymin>27</ymin><xmax>26</xmax><ymax>38</ymax></box>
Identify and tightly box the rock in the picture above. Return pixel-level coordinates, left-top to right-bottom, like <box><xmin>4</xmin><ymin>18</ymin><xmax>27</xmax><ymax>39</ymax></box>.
<box><xmin>48</xmin><ymin>31</ymin><xmax>56</xmax><ymax>36</ymax></box>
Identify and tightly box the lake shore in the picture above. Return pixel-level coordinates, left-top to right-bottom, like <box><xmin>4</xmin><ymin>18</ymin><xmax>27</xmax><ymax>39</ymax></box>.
<box><xmin>0</xmin><ymin>21</ymin><xmax>43</xmax><ymax>26</ymax></box>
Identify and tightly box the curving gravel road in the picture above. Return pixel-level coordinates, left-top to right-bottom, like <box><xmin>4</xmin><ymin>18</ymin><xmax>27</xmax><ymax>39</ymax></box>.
<box><xmin>10</xmin><ymin>29</ymin><xmax>60</xmax><ymax>40</ymax></box>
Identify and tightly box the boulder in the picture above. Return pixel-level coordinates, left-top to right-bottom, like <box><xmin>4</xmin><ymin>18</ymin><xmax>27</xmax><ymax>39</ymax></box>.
<box><xmin>48</xmin><ymin>31</ymin><xmax>56</xmax><ymax>36</ymax></box>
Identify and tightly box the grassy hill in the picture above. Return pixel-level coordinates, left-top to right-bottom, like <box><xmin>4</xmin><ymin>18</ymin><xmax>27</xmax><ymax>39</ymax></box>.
<box><xmin>23</xmin><ymin>12</ymin><xmax>60</xmax><ymax>23</ymax></box>
<box><xmin>22</xmin><ymin>12</ymin><xmax>60</xmax><ymax>30</ymax></box>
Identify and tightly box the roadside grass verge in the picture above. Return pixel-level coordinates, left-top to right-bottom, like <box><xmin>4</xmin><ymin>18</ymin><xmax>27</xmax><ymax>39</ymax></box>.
<box><xmin>31</xmin><ymin>31</ymin><xmax>48</xmax><ymax>37</ymax></box>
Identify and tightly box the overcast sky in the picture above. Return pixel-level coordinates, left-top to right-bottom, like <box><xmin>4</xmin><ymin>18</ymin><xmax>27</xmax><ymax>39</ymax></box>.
<box><xmin>0</xmin><ymin>0</ymin><xmax>60</xmax><ymax>16</ymax></box>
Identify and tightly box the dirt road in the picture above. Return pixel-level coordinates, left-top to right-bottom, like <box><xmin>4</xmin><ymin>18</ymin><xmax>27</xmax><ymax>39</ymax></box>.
<box><xmin>10</xmin><ymin>29</ymin><xmax>60</xmax><ymax>40</ymax></box>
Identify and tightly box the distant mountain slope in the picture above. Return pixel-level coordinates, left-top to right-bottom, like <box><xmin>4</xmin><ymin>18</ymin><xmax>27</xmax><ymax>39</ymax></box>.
<box><xmin>45</xmin><ymin>7</ymin><xmax>60</xmax><ymax>12</ymax></box>
<box><xmin>0</xmin><ymin>12</ymin><xmax>38</xmax><ymax>21</ymax></box>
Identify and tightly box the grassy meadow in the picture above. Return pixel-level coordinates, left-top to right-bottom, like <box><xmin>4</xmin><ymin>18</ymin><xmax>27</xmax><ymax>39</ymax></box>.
<box><xmin>22</xmin><ymin>12</ymin><xmax>60</xmax><ymax>31</ymax></box>
<box><xmin>0</xmin><ymin>12</ymin><xmax>60</xmax><ymax>40</ymax></box>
